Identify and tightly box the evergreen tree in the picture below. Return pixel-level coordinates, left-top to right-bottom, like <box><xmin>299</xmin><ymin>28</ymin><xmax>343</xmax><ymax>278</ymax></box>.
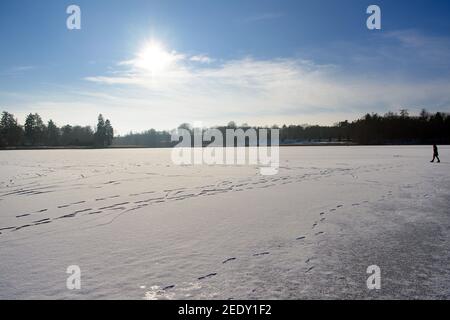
<box><xmin>104</xmin><ymin>119</ymin><xmax>114</xmax><ymax>146</ymax></box>
<box><xmin>227</xmin><ymin>121</ymin><xmax>237</xmax><ymax>129</ymax></box>
<box><xmin>24</xmin><ymin>113</ymin><xmax>34</xmax><ymax>145</ymax></box>
<box><xmin>178</xmin><ymin>123</ymin><xmax>192</xmax><ymax>131</ymax></box>
<box><xmin>47</xmin><ymin>120</ymin><xmax>60</xmax><ymax>146</ymax></box>
<box><xmin>0</xmin><ymin>111</ymin><xmax>24</xmax><ymax>147</ymax></box>
<box><xmin>95</xmin><ymin>114</ymin><xmax>106</xmax><ymax>147</ymax></box>
<box><xmin>60</xmin><ymin>125</ymin><xmax>73</xmax><ymax>146</ymax></box>
<box><xmin>24</xmin><ymin>113</ymin><xmax>46</xmax><ymax>146</ymax></box>
<box><xmin>94</xmin><ymin>114</ymin><xmax>113</xmax><ymax>147</ymax></box>
<box><xmin>25</xmin><ymin>113</ymin><xmax>47</xmax><ymax>146</ymax></box>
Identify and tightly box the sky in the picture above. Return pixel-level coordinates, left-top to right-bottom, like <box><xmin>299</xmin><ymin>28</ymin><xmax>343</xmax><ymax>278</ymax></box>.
<box><xmin>1</xmin><ymin>0</ymin><xmax>450</xmax><ymax>134</ymax></box>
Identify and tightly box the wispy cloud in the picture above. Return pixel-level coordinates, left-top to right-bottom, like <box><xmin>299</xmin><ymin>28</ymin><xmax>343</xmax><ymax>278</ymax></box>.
<box><xmin>6</xmin><ymin>30</ymin><xmax>450</xmax><ymax>134</ymax></box>
<box><xmin>243</xmin><ymin>12</ymin><xmax>284</xmax><ymax>23</ymax></box>
<box><xmin>190</xmin><ymin>55</ymin><xmax>214</xmax><ymax>64</ymax></box>
<box><xmin>1</xmin><ymin>65</ymin><xmax>36</xmax><ymax>76</ymax></box>
<box><xmin>383</xmin><ymin>29</ymin><xmax>450</xmax><ymax>65</ymax></box>
<box><xmin>81</xmin><ymin>39</ymin><xmax>450</xmax><ymax>133</ymax></box>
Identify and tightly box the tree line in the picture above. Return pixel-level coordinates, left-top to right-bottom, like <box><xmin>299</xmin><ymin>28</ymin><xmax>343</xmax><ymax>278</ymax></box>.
<box><xmin>2</xmin><ymin>109</ymin><xmax>449</xmax><ymax>148</ymax></box>
<box><xmin>289</xmin><ymin>109</ymin><xmax>450</xmax><ymax>145</ymax></box>
<box><xmin>113</xmin><ymin>110</ymin><xmax>450</xmax><ymax>147</ymax></box>
<box><xmin>0</xmin><ymin>112</ymin><xmax>113</xmax><ymax>148</ymax></box>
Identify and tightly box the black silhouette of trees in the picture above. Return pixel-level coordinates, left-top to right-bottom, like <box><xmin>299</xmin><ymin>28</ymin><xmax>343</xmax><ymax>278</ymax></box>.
<box><xmin>0</xmin><ymin>111</ymin><xmax>23</xmax><ymax>147</ymax></box>
<box><xmin>0</xmin><ymin>108</ymin><xmax>449</xmax><ymax>148</ymax></box>
<box><xmin>105</xmin><ymin>119</ymin><xmax>114</xmax><ymax>146</ymax></box>
<box><xmin>94</xmin><ymin>114</ymin><xmax>114</xmax><ymax>147</ymax></box>
<box><xmin>0</xmin><ymin>111</ymin><xmax>114</xmax><ymax>148</ymax></box>
<box><xmin>95</xmin><ymin>114</ymin><xmax>106</xmax><ymax>147</ymax></box>
<box><xmin>46</xmin><ymin>120</ymin><xmax>60</xmax><ymax>146</ymax></box>
<box><xmin>113</xmin><ymin>129</ymin><xmax>172</xmax><ymax>147</ymax></box>
<box><xmin>59</xmin><ymin>125</ymin><xmax>94</xmax><ymax>146</ymax></box>
<box><xmin>24</xmin><ymin>113</ymin><xmax>46</xmax><ymax>146</ymax></box>
<box><xmin>112</xmin><ymin>110</ymin><xmax>450</xmax><ymax>147</ymax></box>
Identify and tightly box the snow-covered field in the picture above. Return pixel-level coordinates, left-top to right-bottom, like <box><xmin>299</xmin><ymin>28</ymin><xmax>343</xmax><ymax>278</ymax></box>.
<box><xmin>0</xmin><ymin>146</ymin><xmax>449</xmax><ymax>299</ymax></box>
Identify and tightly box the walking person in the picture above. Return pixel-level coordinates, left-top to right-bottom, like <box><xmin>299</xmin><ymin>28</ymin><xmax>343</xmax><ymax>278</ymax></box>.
<box><xmin>430</xmin><ymin>144</ymin><xmax>440</xmax><ymax>163</ymax></box>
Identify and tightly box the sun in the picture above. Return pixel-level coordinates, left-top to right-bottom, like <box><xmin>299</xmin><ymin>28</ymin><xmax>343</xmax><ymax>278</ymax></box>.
<box><xmin>134</xmin><ymin>41</ymin><xmax>176</xmax><ymax>74</ymax></box>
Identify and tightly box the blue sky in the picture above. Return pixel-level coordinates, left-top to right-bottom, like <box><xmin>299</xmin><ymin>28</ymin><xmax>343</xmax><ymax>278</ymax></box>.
<box><xmin>1</xmin><ymin>0</ymin><xmax>450</xmax><ymax>134</ymax></box>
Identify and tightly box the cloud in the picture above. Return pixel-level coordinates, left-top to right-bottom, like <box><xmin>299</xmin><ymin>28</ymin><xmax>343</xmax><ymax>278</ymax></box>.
<box><xmin>7</xmin><ymin>30</ymin><xmax>450</xmax><ymax>134</ymax></box>
<box><xmin>82</xmin><ymin>42</ymin><xmax>450</xmax><ymax>134</ymax></box>
<box><xmin>12</xmin><ymin>66</ymin><xmax>35</xmax><ymax>72</ymax></box>
<box><xmin>243</xmin><ymin>12</ymin><xmax>284</xmax><ymax>23</ymax></box>
<box><xmin>1</xmin><ymin>65</ymin><xmax>36</xmax><ymax>76</ymax></box>
<box><xmin>190</xmin><ymin>55</ymin><xmax>214</xmax><ymax>64</ymax></box>
<box><xmin>383</xmin><ymin>29</ymin><xmax>450</xmax><ymax>65</ymax></box>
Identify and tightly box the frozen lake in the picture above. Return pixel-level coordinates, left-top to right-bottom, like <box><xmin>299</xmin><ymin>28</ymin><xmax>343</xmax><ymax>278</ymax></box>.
<box><xmin>0</xmin><ymin>146</ymin><xmax>449</xmax><ymax>299</ymax></box>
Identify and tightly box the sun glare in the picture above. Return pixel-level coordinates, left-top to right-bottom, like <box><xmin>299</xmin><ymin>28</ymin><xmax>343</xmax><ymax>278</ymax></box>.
<box><xmin>134</xmin><ymin>41</ymin><xmax>176</xmax><ymax>74</ymax></box>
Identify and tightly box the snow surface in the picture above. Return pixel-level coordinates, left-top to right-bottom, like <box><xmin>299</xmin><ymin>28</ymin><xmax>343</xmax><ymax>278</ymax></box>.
<box><xmin>0</xmin><ymin>146</ymin><xmax>449</xmax><ymax>299</ymax></box>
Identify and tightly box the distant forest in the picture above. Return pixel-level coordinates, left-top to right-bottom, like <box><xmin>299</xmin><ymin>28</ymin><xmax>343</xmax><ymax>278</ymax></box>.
<box><xmin>0</xmin><ymin>112</ymin><xmax>113</xmax><ymax>148</ymax></box>
<box><xmin>1</xmin><ymin>109</ymin><xmax>449</xmax><ymax>148</ymax></box>
<box><xmin>114</xmin><ymin>109</ymin><xmax>450</xmax><ymax>147</ymax></box>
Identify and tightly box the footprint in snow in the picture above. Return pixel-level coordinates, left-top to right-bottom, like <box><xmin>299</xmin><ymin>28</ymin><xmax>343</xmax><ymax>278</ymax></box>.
<box><xmin>198</xmin><ymin>273</ymin><xmax>217</xmax><ymax>280</ymax></box>
<box><xmin>162</xmin><ymin>285</ymin><xmax>175</xmax><ymax>290</ymax></box>
<box><xmin>222</xmin><ymin>257</ymin><xmax>236</xmax><ymax>264</ymax></box>
<box><xmin>253</xmin><ymin>252</ymin><xmax>270</xmax><ymax>257</ymax></box>
<box><xmin>305</xmin><ymin>266</ymin><xmax>315</xmax><ymax>273</ymax></box>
